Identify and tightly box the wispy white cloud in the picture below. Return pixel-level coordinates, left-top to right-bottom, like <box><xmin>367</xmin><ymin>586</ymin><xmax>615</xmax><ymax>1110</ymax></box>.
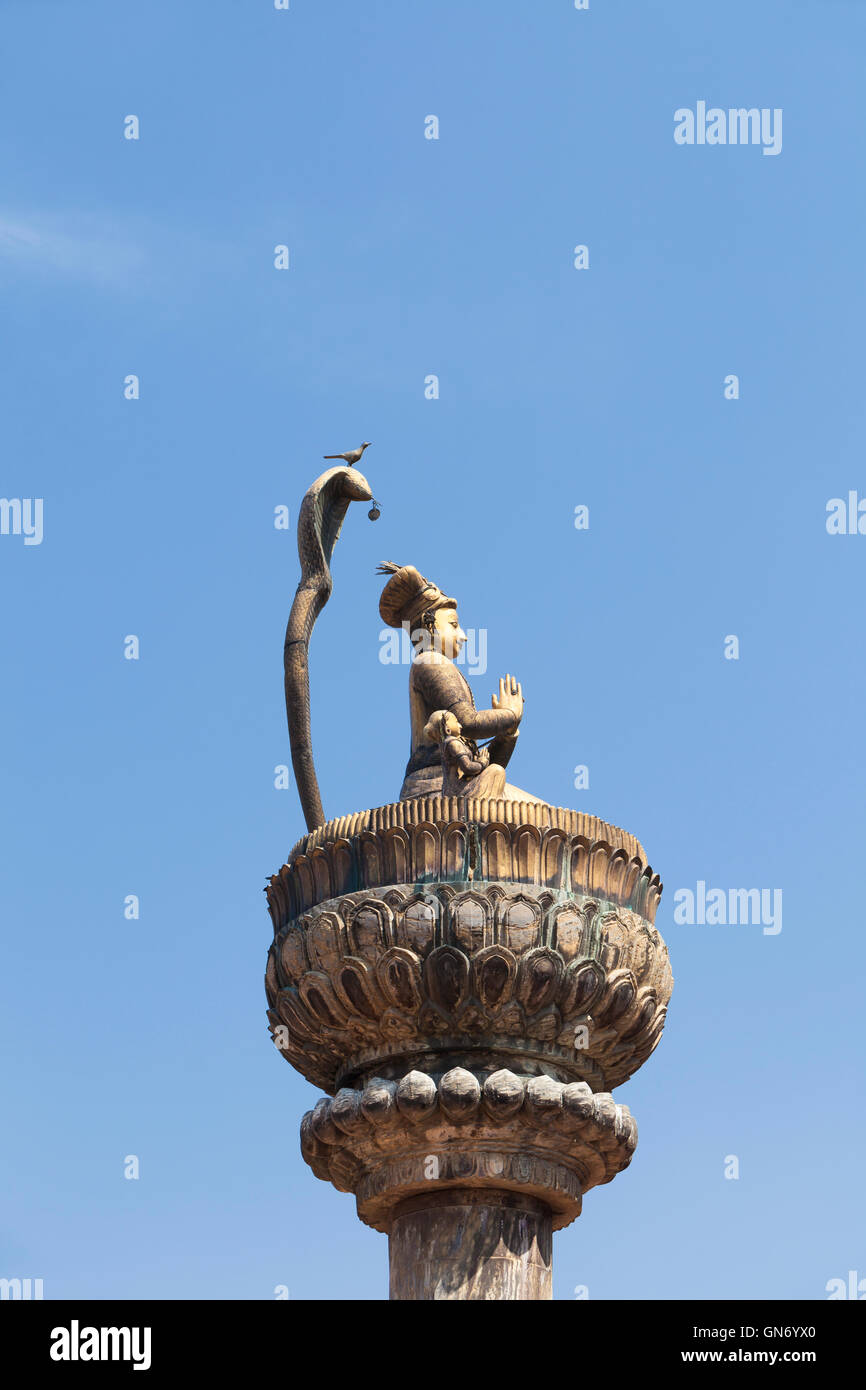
<box><xmin>0</xmin><ymin>210</ymin><xmax>147</xmax><ymax>286</ymax></box>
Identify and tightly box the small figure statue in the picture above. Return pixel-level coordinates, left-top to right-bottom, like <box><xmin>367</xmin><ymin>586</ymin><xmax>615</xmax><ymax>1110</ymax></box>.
<box><xmin>422</xmin><ymin>710</ymin><xmax>507</xmax><ymax>799</ymax></box>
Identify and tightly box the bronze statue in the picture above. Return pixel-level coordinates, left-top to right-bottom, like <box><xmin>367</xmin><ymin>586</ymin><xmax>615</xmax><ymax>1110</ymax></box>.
<box><xmin>283</xmin><ymin>465</ymin><xmax>542</xmax><ymax>833</ymax></box>
<box><xmin>377</xmin><ymin>561</ymin><xmax>541</xmax><ymax>804</ymax></box>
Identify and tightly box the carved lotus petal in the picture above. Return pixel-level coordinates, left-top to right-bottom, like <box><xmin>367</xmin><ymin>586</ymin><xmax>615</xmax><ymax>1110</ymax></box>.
<box><xmin>276</xmin><ymin>988</ymin><xmax>316</xmax><ymax>1038</ymax></box>
<box><xmin>350</xmin><ymin>902</ymin><xmax>388</xmax><ymax>962</ymax></box>
<box><xmin>330</xmin><ymin>1088</ymin><xmax>367</xmax><ymax>1136</ymax></box>
<box><xmin>597</xmin><ymin>971</ymin><xmax>637</xmax><ymax>1024</ymax></box>
<box><xmin>452</xmin><ymin>892</ymin><xmax>491</xmax><ymax>953</ymax></box>
<box><xmin>592</xmin><ymin>1095</ymin><xmax>618</xmax><ymax>1133</ymax></box>
<box><xmin>482</xmin><ymin>1069</ymin><xmax>525</xmax><ymax>1120</ymax></box>
<box><xmin>471</xmin><ymin>946</ymin><xmax>517</xmax><ymax>1011</ymax></box>
<box><xmin>524</xmin><ymin>1075</ymin><xmax>564</xmax><ymax>1125</ymax></box>
<box><xmin>299</xmin><ymin>974</ymin><xmax>348</xmax><ymax>1028</ymax></box>
<box><xmin>265</xmin><ymin>949</ymin><xmax>279</xmax><ymax>1006</ymax></box>
<box><xmin>333</xmin><ymin>959</ymin><xmax>382</xmax><ymax>1020</ymax></box>
<box><xmin>396</xmin><ymin>1070</ymin><xmax>438</xmax><ymax>1121</ymax></box>
<box><xmin>561</xmin><ymin>1082</ymin><xmax>594</xmax><ymax>1128</ymax></box>
<box><xmin>551</xmin><ymin>908</ymin><xmax>586</xmax><ymax>962</ymax></box>
<box><xmin>311</xmin><ymin>1096</ymin><xmax>339</xmax><ymax>1144</ymax></box>
<box><xmin>279</xmin><ymin>927</ymin><xmax>309</xmax><ymax>984</ymax></box>
<box><xmin>306</xmin><ymin>914</ymin><xmax>343</xmax><ymax>973</ymax></box>
<box><xmin>399</xmin><ymin>897</ymin><xmax>437</xmax><ymax>954</ymax></box>
<box><xmin>498</xmin><ymin>895</ymin><xmax>540</xmax><ymax>952</ymax></box>
<box><xmin>360</xmin><ymin>1078</ymin><xmax>398</xmax><ymax>1126</ymax></box>
<box><xmin>517</xmin><ymin>948</ymin><xmax>563</xmax><ymax>1013</ymax></box>
<box><xmin>439</xmin><ymin>1068</ymin><xmax>481</xmax><ymax>1121</ymax></box>
<box><xmin>375</xmin><ymin>947</ymin><xmax>422</xmax><ymax>1011</ymax></box>
<box><xmin>619</xmin><ymin>990</ymin><xmax>657</xmax><ymax>1042</ymax></box>
<box><xmin>423</xmin><ymin>946</ymin><xmax>469</xmax><ymax>1013</ymax></box>
<box><xmin>564</xmin><ymin>960</ymin><xmax>605</xmax><ymax>1015</ymax></box>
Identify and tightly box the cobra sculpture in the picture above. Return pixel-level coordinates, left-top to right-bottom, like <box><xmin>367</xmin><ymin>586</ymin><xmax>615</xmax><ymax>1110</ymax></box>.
<box><xmin>284</xmin><ymin>466</ymin><xmax>375</xmax><ymax>831</ymax></box>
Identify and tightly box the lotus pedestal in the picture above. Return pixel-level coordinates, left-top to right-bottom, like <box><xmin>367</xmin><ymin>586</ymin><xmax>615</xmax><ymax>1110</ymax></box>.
<box><xmin>265</xmin><ymin>797</ymin><xmax>671</xmax><ymax>1301</ymax></box>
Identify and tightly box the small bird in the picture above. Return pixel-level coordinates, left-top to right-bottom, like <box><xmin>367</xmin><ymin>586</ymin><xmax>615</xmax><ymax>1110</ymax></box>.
<box><xmin>323</xmin><ymin>442</ymin><xmax>371</xmax><ymax>466</ymax></box>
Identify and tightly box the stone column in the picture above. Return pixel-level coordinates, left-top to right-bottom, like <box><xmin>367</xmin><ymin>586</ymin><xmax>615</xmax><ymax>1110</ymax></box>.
<box><xmin>266</xmin><ymin>797</ymin><xmax>671</xmax><ymax>1301</ymax></box>
<box><xmin>389</xmin><ymin>1192</ymin><xmax>552</xmax><ymax>1301</ymax></box>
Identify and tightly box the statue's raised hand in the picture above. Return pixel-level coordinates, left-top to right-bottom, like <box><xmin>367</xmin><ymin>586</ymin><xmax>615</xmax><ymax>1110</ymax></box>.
<box><xmin>491</xmin><ymin>674</ymin><xmax>524</xmax><ymax>725</ymax></box>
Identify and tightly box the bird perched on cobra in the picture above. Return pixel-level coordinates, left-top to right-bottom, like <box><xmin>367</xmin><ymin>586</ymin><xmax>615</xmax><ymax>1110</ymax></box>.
<box><xmin>323</xmin><ymin>442</ymin><xmax>371</xmax><ymax>466</ymax></box>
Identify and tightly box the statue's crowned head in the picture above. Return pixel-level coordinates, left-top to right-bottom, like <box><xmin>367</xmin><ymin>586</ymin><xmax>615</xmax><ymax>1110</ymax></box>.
<box><xmin>377</xmin><ymin>562</ymin><xmax>466</xmax><ymax>660</ymax></box>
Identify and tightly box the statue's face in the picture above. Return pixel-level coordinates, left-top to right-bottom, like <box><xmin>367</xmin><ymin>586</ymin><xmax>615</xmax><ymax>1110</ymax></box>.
<box><xmin>433</xmin><ymin>607</ymin><xmax>466</xmax><ymax>660</ymax></box>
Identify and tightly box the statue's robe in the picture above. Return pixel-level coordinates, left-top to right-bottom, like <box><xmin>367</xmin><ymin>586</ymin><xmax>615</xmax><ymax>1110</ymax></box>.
<box><xmin>399</xmin><ymin>651</ymin><xmax>541</xmax><ymax>803</ymax></box>
<box><xmin>440</xmin><ymin>737</ymin><xmax>507</xmax><ymax>801</ymax></box>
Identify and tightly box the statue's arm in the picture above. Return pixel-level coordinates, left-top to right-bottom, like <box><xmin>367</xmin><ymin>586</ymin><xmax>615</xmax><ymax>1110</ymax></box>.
<box><xmin>452</xmin><ymin>703</ymin><xmax>518</xmax><ymax>739</ymax></box>
<box><xmin>415</xmin><ymin>659</ymin><xmax>518</xmax><ymax>740</ymax></box>
<box><xmin>457</xmin><ymin>754</ymin><xmax>486</xmax><ymax>775</ymax></box>
<box><xmin>483</xmin><ymin>728</ymin><xmax>518</xmax><ymax>771</ymax></box>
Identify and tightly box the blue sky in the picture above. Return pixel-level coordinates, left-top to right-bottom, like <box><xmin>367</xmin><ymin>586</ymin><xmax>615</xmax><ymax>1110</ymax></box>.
<box><xmin>1</xmin><ymin>0</ymin><xmax>864</xmax><ymax>1300</ymax></box>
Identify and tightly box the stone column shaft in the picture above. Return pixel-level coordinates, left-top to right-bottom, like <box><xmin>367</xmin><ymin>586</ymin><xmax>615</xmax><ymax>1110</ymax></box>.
<box><xmin>389</xmin><ymin>1191</ymin><xmax>552</xmax><ymax>1301</ymax></box>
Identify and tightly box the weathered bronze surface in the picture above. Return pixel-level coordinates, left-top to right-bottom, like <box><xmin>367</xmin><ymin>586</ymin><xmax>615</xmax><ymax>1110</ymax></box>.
<box><xmin>377</xmin><ymin>560</ymin><xmax>540</xmax><ymax>803</ymax></box>
<box><xmin>268</xmin><ymin>466</ymin><xmax>672</xmax><ymax>1299</ymax></box>
<box><xmin>283</xmin><ymin>466</ymin><xmax>374</xmax><ymax>831</ymax></box>
<box><xmin>267</xmin><ymin>800</ymin><xmax>668</xmax><ymax>1098</ymax></box>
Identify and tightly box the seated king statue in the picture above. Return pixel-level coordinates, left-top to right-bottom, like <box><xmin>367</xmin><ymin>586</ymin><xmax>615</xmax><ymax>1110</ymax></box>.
<box><xmin>377</xmin><ymin>562</ymin><xmax>544</xmax><ymax>805</ymax></box>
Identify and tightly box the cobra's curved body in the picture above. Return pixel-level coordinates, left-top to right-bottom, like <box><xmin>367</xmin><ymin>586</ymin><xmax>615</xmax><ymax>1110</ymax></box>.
<box><xmin>284</xmin><ymin>466</ymin><xmax>373</xmax><ymax>831</ymax></box>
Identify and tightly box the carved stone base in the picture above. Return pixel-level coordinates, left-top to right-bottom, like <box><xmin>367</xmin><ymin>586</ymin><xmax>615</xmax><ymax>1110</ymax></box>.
<box><xmin>266</xmin><ymin>805</ymin><xmax>671</xmax><ymax>1097</ymax></box>
<box><xmin>271</xmin><ymin>803</ymin><xmax>666</xmax><ymax>1300</ymax></box>
<box><xmin>300</xmin><ymin>1067</ymin><xmax>637</xmax><ymax>1235</ymax></box>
